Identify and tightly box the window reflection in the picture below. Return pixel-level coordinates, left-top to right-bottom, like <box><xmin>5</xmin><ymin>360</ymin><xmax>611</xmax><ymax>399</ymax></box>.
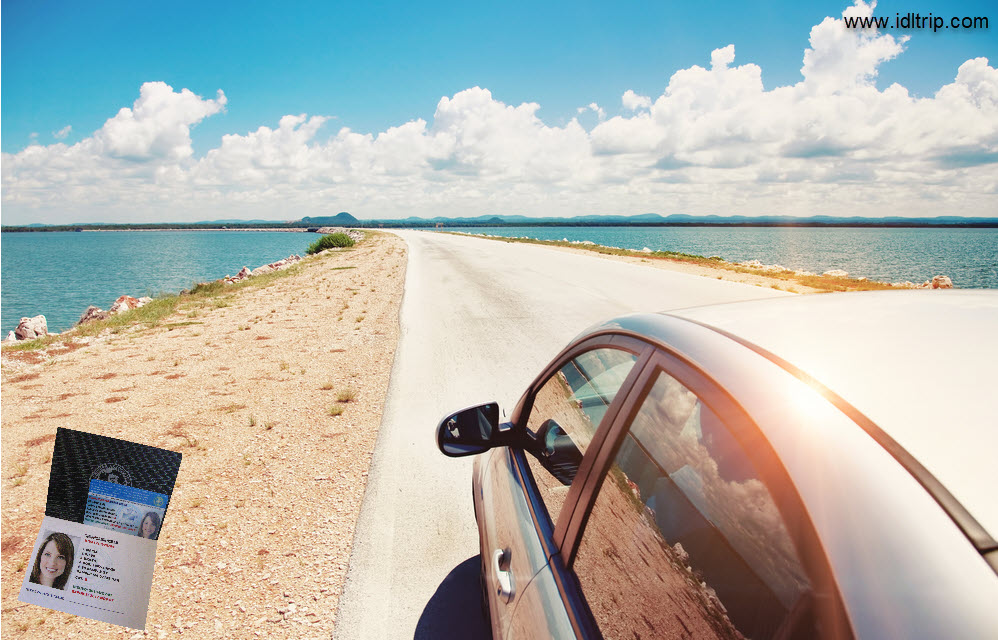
<box><xmin>524</xmin><ymin>348</ymin><xmax>637</xmax><ymax>525</ymax></box>
<box><xmin>575</xmin><ymin>370</ymin><xmax>814</xmax><ymax>639</ymax></box>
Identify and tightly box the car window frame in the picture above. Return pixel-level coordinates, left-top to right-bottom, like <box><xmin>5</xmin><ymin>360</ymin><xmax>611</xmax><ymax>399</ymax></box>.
<box><xmin>510</xmin><ymin>333</ymin><xmax>654</xmax><ymax>553</ymax></box>
<box><xmin>560</xmin><ymin>343</ymin><xmax>853</xmax><ymax>639</ymax></box>
<box><xmin>506</xmin><ymin>331</ymin><xmax>653</xmax><ymax>639</ymax></box>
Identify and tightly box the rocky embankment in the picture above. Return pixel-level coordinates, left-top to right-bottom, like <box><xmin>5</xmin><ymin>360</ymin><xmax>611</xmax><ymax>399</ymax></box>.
<box><xmin>5</xmin><ymin>229</ymin><xmax>367</xmax><ymax>344</ymax></box>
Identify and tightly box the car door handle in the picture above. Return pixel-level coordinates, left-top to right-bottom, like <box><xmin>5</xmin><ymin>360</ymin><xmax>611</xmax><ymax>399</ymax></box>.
<box><xmin>492</xmin><ymin>548</ymin><xmax>515</xmax><ymax>603</ymax></box>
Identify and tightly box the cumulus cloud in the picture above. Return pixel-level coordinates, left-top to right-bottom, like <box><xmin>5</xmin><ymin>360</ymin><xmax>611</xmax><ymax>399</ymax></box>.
<box><xmin>93</xmin><ymin>81</ymin><xmax>227</xmax><ymax>161</ymax></box>
<box><xmin>577</xmin><ymin>102</ymin><xmax>607</xmax><ymax>121</ymax></box>
<box><xmin>801</xmin><ymin>0</ymin><xmax>906</xmax><ymax>90</ymax></box>
<box><xmin>53</xmin><ymin>125</ymin><xmax>72</xmax><ymax>139</ymax></box>
<box><xmin>622</xmin><ymin>90</ymin><xmax>652</xmax><ymax>111</ymax></box>
<box><xmin>2</xmin><ymin>2</ymin><xmax>996</xmax><ymax>223</ymax></box>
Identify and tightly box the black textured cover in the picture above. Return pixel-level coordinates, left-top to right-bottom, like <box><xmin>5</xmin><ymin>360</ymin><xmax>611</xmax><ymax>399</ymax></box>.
<box><xmin>45</xmin><ymin>428</ymin><xmax>182</xmax><ymax>524</ymax></box>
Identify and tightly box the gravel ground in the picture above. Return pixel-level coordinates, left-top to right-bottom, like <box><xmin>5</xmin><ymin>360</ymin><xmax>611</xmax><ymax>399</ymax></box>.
<box><xmin>0</xmin><ymin>232</ymin><xmax>407</xmax><ymax>639</ymax></box>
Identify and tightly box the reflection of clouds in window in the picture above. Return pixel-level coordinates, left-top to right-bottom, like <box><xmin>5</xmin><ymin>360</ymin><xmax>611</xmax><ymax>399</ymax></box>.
<box><xmin>632</xmin><ymin>372</ymin><xmax>809</xmax><ymax>609</ymax></box>
<box><xmin>526</xmin><ymin>348</ymin><xmax>637</xmax><ymax>525</ymax></box>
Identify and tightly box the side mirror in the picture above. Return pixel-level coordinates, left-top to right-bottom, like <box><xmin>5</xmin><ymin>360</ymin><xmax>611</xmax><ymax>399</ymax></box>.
<box><xmin>437</xmin><ymin>402</ymin><xmax>501</xmax><ymax>457</ymax></box>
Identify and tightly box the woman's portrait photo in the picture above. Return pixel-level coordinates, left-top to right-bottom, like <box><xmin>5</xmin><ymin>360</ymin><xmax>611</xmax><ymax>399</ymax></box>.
<box><xmin>138</xmin><ymin>511</ymin><xmax>161</xmax><ymax>540</ymax></box>
<box><xmin>28</xmin><ymin>531</ymin><xmax>75</xmax><ymax>590</ymax></box>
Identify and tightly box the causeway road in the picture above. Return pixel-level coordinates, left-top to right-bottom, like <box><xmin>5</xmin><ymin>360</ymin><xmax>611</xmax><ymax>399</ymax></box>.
<box><xmin>333</xmin><ymin>230</ymin><xmax>789</xmax><ymax>639</ymax></box>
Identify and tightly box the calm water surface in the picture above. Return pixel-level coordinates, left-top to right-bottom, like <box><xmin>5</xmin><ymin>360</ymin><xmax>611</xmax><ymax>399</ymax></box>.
<box><xmin>3</xmin><ymin>227</ymin><xmax>996</xmax><ymax>334</ymax></box>
<box><xmin>2</xmin><ymin>231</ymin><xmax>313</xmax><ymax>333</ymax></box>
<box><xmin>446</xmin><ymin>226</ymin><xmax>998</xmax><ymax>291</ymax></box>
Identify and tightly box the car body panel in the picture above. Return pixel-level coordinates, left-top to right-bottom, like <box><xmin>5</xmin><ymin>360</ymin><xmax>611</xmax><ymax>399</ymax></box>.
<box><xmin>668</xmin><ymin>290</ymin><xmax>998</xmax><ymax>540</ymax></box>
<box><xmin>476</xmin><ymin>445</ymin><xmax>556</xmax><ymax>636</ymax></box>
<box><xmin>460</xmin><ymin>292</ymin><xmax>998</xmax><ymax>639</ymax></box>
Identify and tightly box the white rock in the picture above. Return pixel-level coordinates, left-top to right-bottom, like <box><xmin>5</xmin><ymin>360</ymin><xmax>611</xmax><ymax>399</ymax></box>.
<box><xmin>15</xmin><ymin>315</ymin><xmax>47</xmax><ymax>340</ymax></box>
<box><xmin>109</xmin><ymin>295</ymin><xmax>142</xmax><ymax>314</ymax></box>
<box><xmin>931</xmin><ymin>275</ymin><xmax>954</xmax><ymax>289</ymax></box>
<box><xmin>823</xmin><ymin>269</ymin><xmax>849</xmax><ymax>278</ymax></box>
<box><xmin>4</xmin><ymin>331</ymin><xmax>16</xmax><ymax>342</ymax></box>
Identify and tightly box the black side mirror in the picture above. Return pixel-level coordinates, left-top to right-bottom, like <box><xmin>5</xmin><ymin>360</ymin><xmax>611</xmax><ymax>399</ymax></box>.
<box><xmin>437</xmin><ymin>402</ymin><xmax>501</xmax><ymax>457</ymax></box>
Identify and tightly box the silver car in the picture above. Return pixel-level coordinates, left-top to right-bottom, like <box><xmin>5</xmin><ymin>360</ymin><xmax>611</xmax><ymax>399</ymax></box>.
<box><xmin>437</xmin><ymin>291</ymin><xmax>998</xmax><ymax>639</ymax></box>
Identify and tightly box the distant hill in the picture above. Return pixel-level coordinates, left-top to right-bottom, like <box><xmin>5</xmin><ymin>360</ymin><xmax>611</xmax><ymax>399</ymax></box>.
<box><xmin>345</xmin><ymin>213</ymin><xmax>998</xmax><ymax>228</ymax></box>
<box><xmin>4</xmin><ymin>212</ymin><xmax>997</xmax><ymax>233</ymax></box>
<box><xmin>300</xmin><ymin>212</ymin><xmax>358</xmax><ymax>225</ymax></box>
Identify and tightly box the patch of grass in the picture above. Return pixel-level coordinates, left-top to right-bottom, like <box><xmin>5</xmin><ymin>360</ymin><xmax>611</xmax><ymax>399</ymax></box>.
<box><xmin>320</xmin><ymin>381</ymin><xmax>334</xmax><ymax>391</ymax></box>
<box><xmin>264</xmin><ymin>421</ymin><xmax>275</xmax><ymax>430</ymax></box>
<box><xmin>11</xmin><ymin>477</ymin><xmax>26</xmax><ymax>487</ymax></box>
<box><xmin>447</xmin><ymin>232</ymin><xmax>902</xmax><ymax>293</ymax></box>
<box><xmin>279</xmin><ymin>361</ymin><xmax>290</xmax><ymax>371</ymax></box>
<box><xmin>191</xmin><ymin>281</ymin><xmax>225</xmax><ymax>296</ymax></box>
<box><xmin>190</xmin><ymin>498</ymin><xmax>202</xmax><ymax>508</ymax></box>
<box><xmin>336</xmin><ymin>388</ymin><xmax>356</xmax><ymax>403</ymax></box>
<box><xmin>164</xmin><ymin>321</ymin><xmax>203</xmax><ymax>329</ymax></box>
<box><xmin>219</xmin><ymin>403</ymin><xmax>247</xmax><ymax>413</ymax></box>
<box><xmin>248</xmin><ymin>414</ymin><xmax>258</xmax><ymax>427</ymax></box>
<box><xmin>355</xmin><ymin>316</ymin><xmax>364</xmax><ymax>323</ymax></box>
<box><xmin>307</xmin><ymin>233</ymin><xmax>356</xmax><ymax>255</ymax></box>
<box><xmin>11</xmin><ymin>463</ymin><xmax>28</xmax><ymax>478</ymax></box>
<box><xmin>329</xmin><ymin>405</ymin><xmax>344</xmax><ymax>417</ymax></box>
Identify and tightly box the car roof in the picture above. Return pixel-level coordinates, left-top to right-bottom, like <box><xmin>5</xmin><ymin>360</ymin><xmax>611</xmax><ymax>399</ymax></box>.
<box><xmin>661</xmin><ymin>290</ymin><xmax>998</xmax><ymax>542</ymax></box>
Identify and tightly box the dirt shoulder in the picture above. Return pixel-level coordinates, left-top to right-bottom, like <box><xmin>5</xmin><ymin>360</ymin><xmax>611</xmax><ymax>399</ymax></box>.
<box><xmin>1</xmin><ymin>232</ymin><xmax>407</xmax><ymax>639</ymax></box>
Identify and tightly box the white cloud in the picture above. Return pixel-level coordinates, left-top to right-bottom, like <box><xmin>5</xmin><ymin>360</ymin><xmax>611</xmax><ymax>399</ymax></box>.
<box><xmin>93</xmin><ymin>81</ymin><xmax>227</xmax><ymax>161</ymax></box>
<box><xmin>622</xmin><ymin>90</ymin><xmax>652</xmax><ymax>111</ymax></box>
<box><xmin>53</xmin><ymin>125</ymin><xmax>72</xmax><ymax>139</ymax></box>
<box><xmin>2</xmin><ymin>2</ymin><xmax>996</xmax><ymax>224</ymax></box>
<box><xmin>577</xmin><ymin>102</ymin><xmax>607</xmax><ymax>121</ymax></box>
<box><xmin>801</xmin><ymin>0</ymin><xmax>907</xmax><ymax>91</ymax></box>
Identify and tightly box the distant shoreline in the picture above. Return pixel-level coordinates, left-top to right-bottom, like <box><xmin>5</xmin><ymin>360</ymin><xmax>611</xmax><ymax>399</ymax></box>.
<box><xmin>5</xmin><ymin>221</ymin><xmax>998</xmax><ymax>232</ymax></box>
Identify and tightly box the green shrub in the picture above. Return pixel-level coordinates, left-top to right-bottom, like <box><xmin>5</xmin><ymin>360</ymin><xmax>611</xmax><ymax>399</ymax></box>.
<box><xmin>307</xmin><ymin>233</ymin><xmax>355</xmax><ymax>254</ymax></box>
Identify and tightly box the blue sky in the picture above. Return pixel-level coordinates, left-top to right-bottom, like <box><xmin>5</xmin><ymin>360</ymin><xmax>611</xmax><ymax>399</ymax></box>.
<box><xmin>2</xmin><ymin>0</ymin><xmax>996</xmax><ymax>223</ymax></box>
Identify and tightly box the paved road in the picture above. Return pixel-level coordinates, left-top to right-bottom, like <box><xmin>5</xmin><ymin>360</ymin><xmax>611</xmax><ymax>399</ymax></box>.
<box><xmin>333</xmin><ymin>231</ymin><xmax>789</xmax><ymax>639</ymax></box>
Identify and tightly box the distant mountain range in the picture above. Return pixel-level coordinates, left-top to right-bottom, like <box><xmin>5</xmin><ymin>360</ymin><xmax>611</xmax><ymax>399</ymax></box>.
<box><xmin>4</xmin><ymin>212</ymin><xmax>997</xmax><ymax>231</ymax></box>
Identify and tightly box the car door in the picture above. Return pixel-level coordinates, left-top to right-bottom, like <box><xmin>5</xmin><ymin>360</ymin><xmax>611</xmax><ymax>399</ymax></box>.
<box><xmin>478</xmin><ymin>334</ymin><xmax>651</xmax><ymax>638</ymax></box>
<box><xmin>543</xmin><ymin>348</ymin><xmax>850</xmax><ymax>639</ymax></box>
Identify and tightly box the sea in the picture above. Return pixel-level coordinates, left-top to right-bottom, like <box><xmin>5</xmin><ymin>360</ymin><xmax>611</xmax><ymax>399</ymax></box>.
<box><xmin>2</xmin><ymin>226</ymin><xmax>996</xmax><ymax>334</ymax></box>
<box><xmin>447</xmin><ymin>225</ymin><xmax>998</xmax><ymax>290</ymax></box>
<box><xmin>1</xmin><ymin>231</ymin><xmax>314</xmax><ymax>334</ymax></box>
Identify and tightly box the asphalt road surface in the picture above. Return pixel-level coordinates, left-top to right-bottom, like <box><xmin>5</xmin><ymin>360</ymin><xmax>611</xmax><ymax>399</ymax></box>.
<box><xmin>333</xmin><ymin>231</ymin><xmax>789</xmax><ymax>639</ymax></box>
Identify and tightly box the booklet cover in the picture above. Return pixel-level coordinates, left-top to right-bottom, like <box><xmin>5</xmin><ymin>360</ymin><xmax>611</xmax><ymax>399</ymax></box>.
<box><xmin>19</xmin><ymin>428</ymin><xmax>182</xmax><ymax>629</ymax></box>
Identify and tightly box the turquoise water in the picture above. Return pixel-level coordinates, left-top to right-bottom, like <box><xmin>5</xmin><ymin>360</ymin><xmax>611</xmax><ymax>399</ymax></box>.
<box><xmin>3</xmin><ymin>227</ymin><xmax>996</xmax><ymax>334</ymax></box>
<box><xmin>1</xmin><ymin>231</ymin><xmax>314</xmax><ymax>333</ymax></box>
<box><xmin>447</xmin><ymin>226</ymin><xmax>998</xmax><ymax>291</ymax></box>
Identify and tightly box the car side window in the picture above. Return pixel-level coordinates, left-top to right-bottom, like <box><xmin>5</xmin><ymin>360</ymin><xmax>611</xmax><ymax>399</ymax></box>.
<box><xmin>524</xmin><ymin>347</ymin><xmax>638</xmax><ymax>526</ymax></box>
<box><xmin>573</xmin><ymin>369</ymin><xmax>817</xmax><ymax>639</ymax></box>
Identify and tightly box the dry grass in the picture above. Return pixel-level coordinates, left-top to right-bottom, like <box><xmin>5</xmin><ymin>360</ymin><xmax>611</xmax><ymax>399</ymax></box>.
<box><xmin>449</xmin><ymin>232</ymin><xmax>903</xmax><ymax>292</ymax></box>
